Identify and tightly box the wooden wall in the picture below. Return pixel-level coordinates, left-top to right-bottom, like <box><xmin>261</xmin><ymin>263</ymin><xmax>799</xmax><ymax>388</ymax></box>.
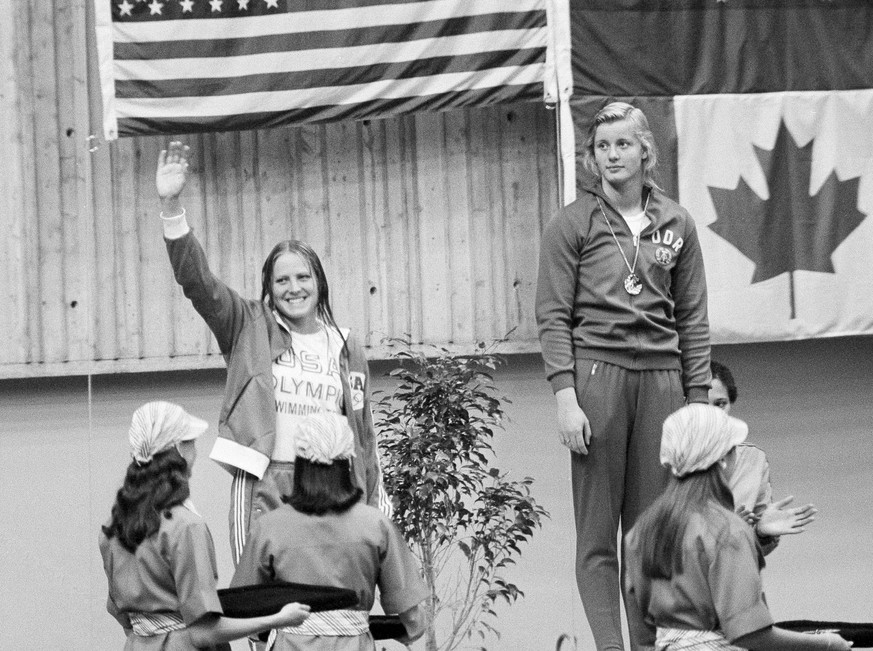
<box><xmin>0</xmin><ymin>0</ymin><xmax>560</xmax><ymax>379</ymax></box>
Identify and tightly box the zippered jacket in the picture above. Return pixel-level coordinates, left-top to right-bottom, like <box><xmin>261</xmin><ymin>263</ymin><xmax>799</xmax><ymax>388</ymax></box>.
<box><xmin>165</xmin><ymin>228</ymin><xmax>388</xmax><ymax>511</ymax></box>
<box><xmin>535</xmin><ymin>182</ymin><xmax>711</xmax><ymax>403</ymax></box>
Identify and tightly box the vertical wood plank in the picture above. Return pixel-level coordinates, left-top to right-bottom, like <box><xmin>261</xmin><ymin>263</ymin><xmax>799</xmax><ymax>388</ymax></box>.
<box><xmin>213</xmin><ymin>131</ymin><xmax>246</xmax><ymax>296</ymax></box>
<box><xmin>57</xmin><ymin>0</ymin><xmax>95</xmax><ymax>362</ymax></box>
<box><xmin>110</xmin><ymin>138</ymin><xmax>143</xmax><ymax>360</ymax></box>
<box><xmin>443</xmin><ymin>109</ymin><xmax>474</xmax><ymax>344</ymax></box>
<box><xmin>322</xmin><ymin>120</ymin><xmax>366</xmax><ymax>333</ymax></box>
<box><xmin>359</xmin><ymin>119</ymin><xmax>390</xmax><ymax>347</ymax></box>
<box><xmin>400</xmin><ymin>116</ymin><xmax>424</xmax><ymax>345</ymax></box>
<box><xmin>33</xmin><ymin>0</ymin><xmax>67</xmax><ymax>363</ymax></box>
<box><xmin>296</xmin><ymin>124</ymin><xmax>329</xmax><ymax>256</ymax></box>
<box><xmin>467</xmin><ymin>106</ymin><xmax>500</xmax><ymax>343</ymax></box>
<box><xmin>488</xmin><ymin>108</ymin><xmax>511</xmax><ymax>340</ymax></box>
<box><xmin>0</xmin><ymin>0</ymin><xmax>28</xmax><ymax>364</ymax></box>
<box><xmin>238</xmin><ymin>131</ymin><xmax>264</xmax><ymax>299</ymax></box>
<box><xmin>414</xmin><ymin>112</ymin><xmax>452</xmax><ymax>344</ymax></box>
<box><xmin>255</xmin><ymin>126</ymin><xmax>294</xmax><ymax>268</ymax></box>
<box><xmin>84</xmin><ymin>0</ymin><xmax>119</xmax><ymax>362</ymax></box>
<box><xmin>201</xmin><ymin>131</ymin><xmax>244</xmax><ymax>357</ymax></box>
<box><xmin>381</xmin><ymin>117</ymin><xmax>413</xmax><ymax>347</ymax></box>
<box><xmin>536</xmin><ymin>105</ymin><xmax>560</xmax><ymax>230</ymax></box>
<box><xmin>501</xmin><ymin>103</ymin><xmax>544</xmax><ymax>342</ymax></box>
<box><xmin>169</xmin><ymin>132</ymin><xmax>213</xmax><ymax>359</ymax></box>
<box><xmin>137</xmin><ymin>136</ymin><xmax>174</xmax><ymax>361</ymax></box>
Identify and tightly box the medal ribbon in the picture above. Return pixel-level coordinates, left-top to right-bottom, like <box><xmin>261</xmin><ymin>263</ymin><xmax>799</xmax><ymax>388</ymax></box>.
<box><xmin>596</xmin><ymin>196</ymin><xmax>649</xmax><ymax>291</ymax></box>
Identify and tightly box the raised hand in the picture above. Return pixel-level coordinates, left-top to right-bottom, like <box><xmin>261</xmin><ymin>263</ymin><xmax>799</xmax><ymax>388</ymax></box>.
<box><xmin>156</xmin><ymin>141</ymin><xmax>190</xmax><ymax>201</ymax></box>
<box><xmin>756</xmin><ymin>495</ymin><xmax>817</xmax><ymax>537</ymax></box>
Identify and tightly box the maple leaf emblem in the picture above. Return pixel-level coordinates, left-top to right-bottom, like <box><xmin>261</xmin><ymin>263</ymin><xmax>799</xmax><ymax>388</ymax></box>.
<box><xmin>708</xmin><ymin>120</ymin><xmax>867</xmax><ymax>318</ymax></box>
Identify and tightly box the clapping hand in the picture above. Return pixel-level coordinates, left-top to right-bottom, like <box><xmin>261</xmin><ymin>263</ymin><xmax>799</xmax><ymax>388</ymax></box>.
<box><xmin>735</xmin><ymin>505</ymin><xmax>760</xmax><ymax>527</ymax></box>
<box><xmin>756</xmin><ymin>496</ymin><xmax>817</xmax><ymax>537</ymax></box>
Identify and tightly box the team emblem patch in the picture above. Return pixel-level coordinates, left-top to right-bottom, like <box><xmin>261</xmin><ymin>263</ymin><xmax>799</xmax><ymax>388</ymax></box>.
<box><xmin>655</xmin><ymin>247</ymin><xmax>673</xmax><ymax>265</ymax></box>
<box><xmin>348</xmin><ymin>372</ymin><xmax>366</xmax><ymax>411</ymax></box>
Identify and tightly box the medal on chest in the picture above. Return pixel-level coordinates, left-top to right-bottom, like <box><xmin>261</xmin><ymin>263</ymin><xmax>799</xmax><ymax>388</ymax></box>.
<box><xmin>597</xmin><ymin>197</ymin><xmax>647</xmax><ymax>296</ymax></box>
<box><xmin>623</xmin><ymin>273</ymin><xmax>642</xmax><ymax>295</ymax></box>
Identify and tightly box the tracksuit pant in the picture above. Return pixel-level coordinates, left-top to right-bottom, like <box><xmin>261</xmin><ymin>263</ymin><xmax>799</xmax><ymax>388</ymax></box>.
<box><xmin>571</xmin><ymin>358</ymin><xmax>684</xmax><ymax>651</ymax></box>
<box><xmin>229</xmin><ymin>462</ymin><xmax>296</xmax><ymax>565</ymax></box>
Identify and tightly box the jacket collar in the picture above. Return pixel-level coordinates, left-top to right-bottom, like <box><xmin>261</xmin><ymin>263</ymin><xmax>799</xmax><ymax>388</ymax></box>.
<box><xmin>581</xmin><ymin>180</ymin><xmax>662</xmax><ymax>228</ymax></box>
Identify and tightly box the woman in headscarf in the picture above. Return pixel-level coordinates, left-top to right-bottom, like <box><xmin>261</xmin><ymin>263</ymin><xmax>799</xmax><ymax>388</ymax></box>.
<box><xmin>624</xmin><ymin>404</ymin><xmax>851</xmax><ymax>651</ymax></box>
<box><xmin>231</xmin><ymin>411</ymin><xmax>428</xmax><ymax>650</ymax></box>
<box><xmin>99</xmin><ymin>401</ymin><xmax>310</xmax><ymax>650</ymax></box>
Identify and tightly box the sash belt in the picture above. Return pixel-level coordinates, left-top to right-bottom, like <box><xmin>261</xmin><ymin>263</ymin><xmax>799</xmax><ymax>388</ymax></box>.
<box><xmin>128</xmin><ymin>611</ymin><xmax>186</xmax><ymax>637</ymax></box>
<box><xmin>280</xmin><ymin>609</ymin><xmax>369</xmax><ymax>636</ymax></box>
<box><xmin>265</xmin><ymin>610</ymin><xmax>370</xmax><ymax>650</ymax></box>
<box><xmin>656</xmin><ymin>628</ymin><xmax>744</xmax><ymax>651</ymax></box>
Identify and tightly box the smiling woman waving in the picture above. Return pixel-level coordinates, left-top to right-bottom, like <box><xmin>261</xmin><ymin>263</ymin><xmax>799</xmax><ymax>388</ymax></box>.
<box><xmin>155</xmin><ymin>142</ymin><xmax>392</xmax><ymax>569</ymax></box>
<box><xmin>535</xmin><ymin>102</ymin><xmax>711</xmax><ymax>651</ymax></box>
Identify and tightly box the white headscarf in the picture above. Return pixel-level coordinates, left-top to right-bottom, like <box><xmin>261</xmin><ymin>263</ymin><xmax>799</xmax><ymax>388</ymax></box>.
<box><xmin>660</xmin><ymin>403</ymin><xmax>748</xmax><ymax>478</ymax></box>
<box><xmin>295</xmin><ymin>412</ymin><xmax>356</xmax><ymax>465</ymax></box>
<box><xmin>129</xmin><ymin>401</ymin><xmax>209</xmax><ymax>465</ymax></box>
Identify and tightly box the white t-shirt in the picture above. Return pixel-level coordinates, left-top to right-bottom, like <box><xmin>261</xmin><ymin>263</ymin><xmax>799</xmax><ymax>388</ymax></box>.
<box><xmin>622</xmin><ymin>209</ymin><xmax>650</xmax><ymax>239</ymax></box>
<box><xmin>271</xmin><ymin>326</ymin><xmax>345</xmax><ymax>461</ymax></box>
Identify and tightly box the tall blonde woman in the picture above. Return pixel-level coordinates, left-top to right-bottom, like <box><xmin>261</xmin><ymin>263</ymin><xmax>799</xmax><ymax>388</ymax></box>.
<box><xmin>536</xmin><ymin>102</ymin><xmax>711</xmax><ymax>650</ymax></box>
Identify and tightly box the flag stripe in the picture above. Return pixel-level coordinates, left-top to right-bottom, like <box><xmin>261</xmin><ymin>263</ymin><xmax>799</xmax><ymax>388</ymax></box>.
<box><xmin>96</xmin><ymin>0</ymin><xmax>552</xmax><ymax>139</ymax></box>
<box><xmin>112</xmin><ymin>0</ymin><xmax>544</xmax><ymax>40</ymax></box>
<box><xmin>113</xmin><ymin>30</ymin><xmax>546</xmax><ymax>81</ymax></box>
<box><xmin>114</xmin><ymin>85</ymin><xmax>542</xmax><ymax>137</ymax></box>
<box><xmin>113</xmin><ymin>12</ymin><xmax>546</xmax><ymax>58</ymax></box>
<box><xmin>120</xmin><ymin>0</ymin><xmax>471</xmax><ymax>20</ymax></box>
<box><xmin>115</xmin><ymin>49</ymin><xmax>544</xmax><ymax>99</ymax></box>
<box><xmin>571</xmin><ymin>1</ymin><xmax>873</xmax><ymax>96</ymax></box>
<box><xmin>114</xmin><ymin>66</ymin><xmax>544</xmax><ymax>118</ymax></box>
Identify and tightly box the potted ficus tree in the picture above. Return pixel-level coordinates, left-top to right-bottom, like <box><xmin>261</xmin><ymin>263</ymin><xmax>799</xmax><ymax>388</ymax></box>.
<box><xmin>374</xmin><ymin>343</ymin><xmax>549</xmax><ymax>651</ymax></box>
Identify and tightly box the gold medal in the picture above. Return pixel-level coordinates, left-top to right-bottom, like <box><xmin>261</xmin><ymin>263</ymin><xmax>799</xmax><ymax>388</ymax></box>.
<box><xmin>624</xmin><ymin>273</ymin><xmax>642</xmax><ymax>295</ymax></box>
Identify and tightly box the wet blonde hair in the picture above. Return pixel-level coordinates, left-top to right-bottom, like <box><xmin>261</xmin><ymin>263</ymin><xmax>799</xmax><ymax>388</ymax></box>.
<box><xmin>581</xmin><ymin>101</ymin><xmax>661</xmax><ymax>189</ymax></box>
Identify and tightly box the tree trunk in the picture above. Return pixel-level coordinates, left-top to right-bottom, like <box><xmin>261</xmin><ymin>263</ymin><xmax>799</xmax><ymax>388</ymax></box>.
<box><xmin>421</xmin><ymin>540</ymin><xmax>439</xmax><ymax>651</ymax></box>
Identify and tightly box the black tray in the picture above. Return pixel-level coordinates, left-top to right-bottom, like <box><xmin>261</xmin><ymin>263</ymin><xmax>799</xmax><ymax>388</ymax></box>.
<box><xmin>369</xmin><ymin>614</ymin><xmax>406</xmax><ymax>640</ymax></box>
<box><xmin>218</xmin><ymin>581</ymin><xmax>358</xmax><ymax>618</ymax></box>
<box><xmin>777</xmin><ymin>620</ymin><xmax>873</xmax><ymax>647</ymax></box>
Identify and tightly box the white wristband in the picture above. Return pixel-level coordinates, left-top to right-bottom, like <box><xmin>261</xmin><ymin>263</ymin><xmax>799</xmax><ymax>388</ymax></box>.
<box><xmin>159</xmin><ymin>207</ymin><xmax>186</xmax><ymax>221</ymax></box>
<box><xmin>159</xmin><ymin>208</ymin><xmax>190</xmax><ymax>240</ymax></box>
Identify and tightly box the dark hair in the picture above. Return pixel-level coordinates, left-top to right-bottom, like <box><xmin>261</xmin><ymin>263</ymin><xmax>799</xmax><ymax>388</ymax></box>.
<box><xmin>283</xmin><ymin>458</ymin><xmax>362</xmax><ymax>516</ymax></box>
<box><xmin>102</xmin><ymin>448</ymin><xmax>190</xmax><ymax>553</ymax></box>
<box><xmin>261</xmin><ymin>239</ymin><xmax>343</xmax><ymax>333</ymax></box>
<box><xmin>633</xmin><ymin>464</ymin><xmax>734</xmax><ymax>579</ymax></box>
<box><xmin>710</xmin><ymin>360</ymin><xmax>738</xmax><ymax>404</ymax></box>
<box><xmin>581</xmin><ymin>101</ymin><xmax>662</xmax><ymax>190</ymax></box>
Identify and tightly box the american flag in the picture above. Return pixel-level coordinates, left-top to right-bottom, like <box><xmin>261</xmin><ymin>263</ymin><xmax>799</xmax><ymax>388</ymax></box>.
<box><xmin>94</xmin><ymin>0</ymin><xmax>556</xmax><ymax>139</ymax></box>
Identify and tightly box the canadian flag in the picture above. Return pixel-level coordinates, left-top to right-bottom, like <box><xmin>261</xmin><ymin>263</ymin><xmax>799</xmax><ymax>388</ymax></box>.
<box><xmin>677</xmin><ymin>91</ymin><xmax>873</xmax><ymax>342</ymax></box>
<box><xmin>568</xmin><ymin>1</ymin><xmax>873</xmax><ymax>343</ymax></box>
